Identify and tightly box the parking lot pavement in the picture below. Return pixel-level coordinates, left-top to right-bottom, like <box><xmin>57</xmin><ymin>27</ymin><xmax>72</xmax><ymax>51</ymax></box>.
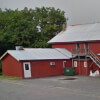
<box><xmin>0</xmin><ymin>76</ymin><xmax>100</xmax><ymax>100</ymax></box>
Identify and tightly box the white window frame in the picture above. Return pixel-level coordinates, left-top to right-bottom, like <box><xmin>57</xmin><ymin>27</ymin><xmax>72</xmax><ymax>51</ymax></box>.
<box><xmin>74</xmin><ymin>61</ymin><xmax>77</xmax><ymax>67</ymax></box>
<box><xmin>84</xmin><ymin>61</ymin><xmax>87</xmax><ymax>68</ymax></box>
<box><xmin>50</xmin><ymin>62</ymin><xmax>55</xmax><ymax>66</ymax></box>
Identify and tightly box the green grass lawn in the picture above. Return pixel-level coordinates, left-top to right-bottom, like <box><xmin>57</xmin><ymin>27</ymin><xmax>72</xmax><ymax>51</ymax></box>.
<box><xmin>0</xmin><ymin>75</ymin><xmax>22</xmax><ymax>80</ymax></box>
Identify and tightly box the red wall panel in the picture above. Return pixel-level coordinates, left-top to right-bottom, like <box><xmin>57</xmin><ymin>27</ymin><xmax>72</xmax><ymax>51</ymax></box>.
<box><xmin>52</xmin><ymin>43</ymin><xmax>85</xmax><ymax>52</ymax></box>
<box><xmin>52</xmin><ymin>43</ymin><xmax>76</xmax><ymax>52</ymax></box>
<box><xmin>2</xmin><ymin>54</ymin><xmax>72</xmax><ymax>78</ymax></box>
<box><xmin>90</xmin><ymin>63</ymin><xmax>100</xmax><ymax>71</ymax></box>
<box><xmin>74</xmin><ymin>60</ymin><xmax>100</xmax><ymax>75</ymax></box>
<box><xmin>74</xmin><ymin>60</ymin><xmax>90</xmax><ymax>75</ymax></box>
<box><xmin>52</xmin><ymin>42</ymin><xmax>100</xmax><ymax>75</ymax></box>
<box><xmin>52</xmin><ymin>42</ymin><xmax>100</xmax><ymax>57</ymax></box>
<box><xmin>30</xmin><ymin>60</ymin><xmax>64</xmax><ymax>78</ymax></box>
<box><xmin>65</xmin><ymin>60</ymin><xmax>72</xmax><ymax>67</ymax></box>
<box><xmin>89</xmin><ymin>42</ymin><xmax>100</xmax><ymax>58</ymax></box>
<box><xmin>2</xmin><ymin>54</ymin><xmax>23</xmax><ymax>77</ymax></box>
<box><xmin>21</xmin><ymin>59</ymin><xmax>72</xmax><ymax>78</ymax></box>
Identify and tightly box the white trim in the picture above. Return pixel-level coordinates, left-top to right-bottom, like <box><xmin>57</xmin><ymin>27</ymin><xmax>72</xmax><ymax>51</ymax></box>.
<box><xmin>23</xmin><ymin>62</ymin><xmax>31</xmax><ymax>78</ymax></box>
<box><xmin>74</xmin><ymin>61</ymin><xmax>77</xmax><ymax>67</ymax></box>
<box><xmin>84</xmin><ymin>61</ymin><xmax>87</xmax><ymax>68</ymax></box>
<box><xmin>63</xmin><ymin>61</ymin><xmax>66</xmax><ymax>68</ymax></box>
<box><xmin>50</xmin><ymin>62</ymin><xmax>55</xmax><ymax>66</ymax></box>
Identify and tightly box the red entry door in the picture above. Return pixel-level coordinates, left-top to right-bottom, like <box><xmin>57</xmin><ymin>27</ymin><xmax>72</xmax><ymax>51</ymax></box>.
<box><xmin>74</xmin><ymin>61</ymin><xmax>88</xmax><ymax>75</ymax></box>
<box><xmin>80</xmin><ymin>61</ymin><xmax>87</xmax><ymax>75</ymax></box>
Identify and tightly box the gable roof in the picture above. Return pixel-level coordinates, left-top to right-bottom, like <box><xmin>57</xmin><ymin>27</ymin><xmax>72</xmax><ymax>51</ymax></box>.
<box><xmin>0</xmin><ymin>48</ymin><xmax>72</xmax><ymax>61</ymax></box>
<box><xmin>48</xmin><ymin>23</ymin><xmax>100</xmax><ymax>43</ymax></box>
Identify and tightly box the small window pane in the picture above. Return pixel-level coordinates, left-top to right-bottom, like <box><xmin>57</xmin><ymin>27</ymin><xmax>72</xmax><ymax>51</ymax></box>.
<box><xmin>84</xmin><ymin>61</ymin><xmax>87</xmax><ymax>67</ymax></box>
<box><xmin>25</xmin><ymin>64</ymin><xmax>29</xmax><ymax>70</ymax></box>
<box><xmin>74</xmin><ymin>61</ymin><xmax>77</xmax><ymax>67</ymax></box>
<box><xmin>50</xmin><ymin>62</ymin><xmax>55</xmax><ymax>66</ymax></box>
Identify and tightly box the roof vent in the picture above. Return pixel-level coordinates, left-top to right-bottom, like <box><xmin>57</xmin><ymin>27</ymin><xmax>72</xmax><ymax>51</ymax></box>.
<box><xmin>15</xmin><ymin>46</ymin><xmax>23</xmax><ymax>50</ymax></box>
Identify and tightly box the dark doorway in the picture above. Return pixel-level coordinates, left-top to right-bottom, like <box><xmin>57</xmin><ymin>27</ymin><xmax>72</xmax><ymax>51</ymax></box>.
<box><xmin>76</xmin><ymin>43</ymin><xmax>80</xmax><ymax>53</ymax></box>
<box><xmin>84</xmin><ymin>43</ymin><xmax>89</xmax><ymax>54</ymax></box>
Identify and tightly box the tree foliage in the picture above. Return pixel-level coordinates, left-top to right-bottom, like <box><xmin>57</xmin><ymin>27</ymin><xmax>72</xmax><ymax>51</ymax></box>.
<box><xmin>0</xmin><ymin>7</ymin><xmax>66</xmax><ymax>56</ymax></box>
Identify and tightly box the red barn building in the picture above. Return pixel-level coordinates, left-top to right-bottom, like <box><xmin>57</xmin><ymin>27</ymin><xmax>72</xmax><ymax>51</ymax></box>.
<box><xmin>0</xmin><ymin>48</ymin><xmax>72</xmax><ymax>78</ymax></box>
<box><xmin>48</xmin><ymin>23</ymin><xmax>100</xmax><ymax>75</ymax></box>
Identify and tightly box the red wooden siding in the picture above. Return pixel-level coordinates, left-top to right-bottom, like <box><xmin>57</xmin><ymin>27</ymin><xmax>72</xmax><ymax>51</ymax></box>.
<box><xmin>52</xmin><ymin>42</ymin><xmax>100</xmax><ymax>56</ymax></box>
<box><xmin>74</xmin><ymin>60</ymin><xmax>90</xmax><ymax>75</ymax></box>
<box><xmin>65</xmin><ymin>60</ymin><xmax>72</xmax><ymax>67</ymax></box>
<box><xmin>52</xmin><ymin>43</ymin><xmax>76</xmax><ymax>52</ymax></box>
<box><xmin>26</xmin><ymin>60</ymin><xmax>66</xmax><ymax>78</ymax></box>
<box><xmin>52</xmin><ymin>43</ymin><xmax>86</xmax><ymax>53</ymax></box>
<box><xmin>2</xmin><ymin>54</ymin><xmax>23</xmax><ymax>77</ymax></box>
<box><xmin>74</xmin><ymin>60</ymin><xmax>100</xmax><ymax>75</ymax></box>
<box><xmin>91</xmin><ymin>63</ymin><xmax>100</xmax><ymax>71</ymax></box>
<box><xmin>2</xmin><ymin>54</ymin><xmax>72</xmax><ymax>78</ymax></box>
<box><xmin>89</xmin><ymin>42</ymin><xmax>100</xmax><ymax>58</ymax></box>
<box><xmin>21</xmin><ymin>59</ymin><xmax>72</xmax><ymax>78</ymax></box>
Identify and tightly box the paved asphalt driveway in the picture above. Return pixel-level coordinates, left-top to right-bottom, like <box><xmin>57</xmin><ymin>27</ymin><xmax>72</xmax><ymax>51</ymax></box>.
<box><xmin>0</xmin><ymin>76</ymin><xmax>100</xmax><ymax>100</ymax></box>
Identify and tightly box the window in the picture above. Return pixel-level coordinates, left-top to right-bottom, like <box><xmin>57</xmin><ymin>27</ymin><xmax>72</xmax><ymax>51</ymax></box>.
<box><xmin>84</xmin><ymin>43</ymin><xmax>89</xmax><ymax>49</ymax></box>
<box><xmin>50</xmin><ymin>62</ymin><xmax>55</xmax><ymax>66</ymax></box>
<box><xmin>76</xmin><ymin>43</ymin><xmax>80</xmax><ymax>53</ymax></box>
<box><xmin>76</xmin><ymin>43</ymin><xmax>80</xmax><ymax>50</ymax></box>
<box><xmin>74</xmin><ymin>61</ymin><xmax>77</xmax><ymax>67</ymax></box>
<box><xmin>25</xmin><ymin>64</ymin><xmax>29</xmax><ymax>70</ymax></box>
<box><xmin>84</xmin><ymin>61</ymin><xmax>87</xmax><ymax>68</ymax></box>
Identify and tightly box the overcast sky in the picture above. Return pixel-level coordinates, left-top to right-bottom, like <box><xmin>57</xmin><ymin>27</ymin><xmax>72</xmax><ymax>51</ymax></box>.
<box><xmin>0</xmin><ymin>0</ymin><xmax>100</xmax><ymax>25</ymax></box>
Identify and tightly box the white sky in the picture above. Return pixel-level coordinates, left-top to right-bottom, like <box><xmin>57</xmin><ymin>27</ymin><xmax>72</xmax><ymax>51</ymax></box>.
<box><xmin>0</xmin><ymin>0</ymin><xmax>100</xmax><ymax>25</ymax></box>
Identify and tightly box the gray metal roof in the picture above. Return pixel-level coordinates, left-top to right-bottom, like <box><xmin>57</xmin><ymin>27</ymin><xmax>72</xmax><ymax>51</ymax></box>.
<box><xmin>48</xmin><ymin>23</ymin><xmax>100</xmax><ymax>43</ymax></box>
<box><xmin>5</xmin><ymin>48</ymin><xmax>72</xmax><ymax>61</ymax></box>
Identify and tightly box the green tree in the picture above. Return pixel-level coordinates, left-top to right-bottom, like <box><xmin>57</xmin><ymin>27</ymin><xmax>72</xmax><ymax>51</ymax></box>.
<box><xmin>0</xmin><ymin>7</ymin><xmax>67</xmax><ymax>55</ymax></box>
<box><xmin>33</xmin><ymin>7</ymin><xmax>66</xmax><ymax>47</ymax></box>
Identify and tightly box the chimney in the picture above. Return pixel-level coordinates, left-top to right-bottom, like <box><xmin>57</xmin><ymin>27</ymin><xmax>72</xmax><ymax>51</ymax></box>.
<box><xmin>15</xmin><ymin>46</ymin><xmax>23</xmax><ymax>50</ymax></box>
<box><xmin>62</xmin><ymin>24</ymin><xmax>66</xmax><ymax>31</ymax></box>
